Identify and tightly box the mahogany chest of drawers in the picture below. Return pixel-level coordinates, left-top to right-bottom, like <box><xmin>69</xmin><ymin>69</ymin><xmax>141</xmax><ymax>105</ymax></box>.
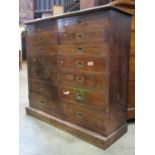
<box><xmin>25</xmin><ymin>5</ymin><xmax>132</xmax><ymax>149</ymax></box>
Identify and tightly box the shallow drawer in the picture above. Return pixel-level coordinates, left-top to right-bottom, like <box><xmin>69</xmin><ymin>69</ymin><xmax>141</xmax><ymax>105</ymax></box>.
<box><xmin>57</xmin><ymin>12</ymin><xmax>110</xmax><ymax>33</ymax></box>
<box><xmin>27</xmin><ymin>45</ymin><xmax>58</xmax><ymax>56</ymax></box>
<box><xmin>58</xmin><ymin>30</ymin><xmax>110</xmax><ymax>44</ymax></box>
<box><xmin>58</xmin><ymin>85</ymin><xmax>107</xmax><ymax>110</ymax></box>
<box><xmin>57</xmin><ymin>55</ymin><xmax>107</xmax><ymax>73</ymax></box>
<box><xmin>58</xmin><ymin>70</ymin><xmax>108</xmax><ymax>90</ymax></box>
<box><xmin>58</xmin><ymin>44</ymin><xmax>108</xmax><ymax>56</ymax></box>
<box><xmin>29</xmin><ymin>92</ymin><xmax>106</xmax><ymax>136</ymax></box>
<box><xmin>26</xmin><ymin>31</ymin><xmax>58</xmax><ymax>45</ymax></box>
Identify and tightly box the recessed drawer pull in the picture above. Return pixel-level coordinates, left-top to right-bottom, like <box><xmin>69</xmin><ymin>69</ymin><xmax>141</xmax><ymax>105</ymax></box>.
<box><xmin>76</xmin><ymin>61</ymin><xmax>84</xmax><ymax>67</ymax></box>
<box><xmin>76</xmin><ymin>33</ymin><xmax>84</xmax><ymax>40</ymax></box>
<box><xmin>76</xmin><ymin>76</ymin><xmax>84</xmax><ymax>83</ymax></box>
<box><xmin>76</xmin><ymin>112</ymin><xmax>82</xmax><ymax>118</ymax></box>
<box><xmin>77</xmin><ymin>19</ymin><xmax>83</xmax><ymax>24</ymax></box>
<box><xmin>76</xmin><ymin>47</ymin><xmax>83</xmax><ymax>53</ymax></box>
<box><xmin>75</xmin><ymin>94</ymin><xmax>85</xmax><ymax>102</ymax></box>
<box><xmin>39</xmin><ymin>37</ymin><xmax>42</xmax><ymax>41</ymax></box>
<box><xmin>41</xmin><ymin>100</ymin><xmax>44</xmax><ymax>104</ymax></box>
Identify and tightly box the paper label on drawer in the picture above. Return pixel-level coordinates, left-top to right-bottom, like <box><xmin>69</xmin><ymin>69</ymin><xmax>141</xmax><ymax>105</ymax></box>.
<box><xmin>63</xmin><ymin>91</ymin><xmax>70</xmax><ymax>95</ymax></box>
<box><xmin>87</xmin><ymin>61</ymin><xmax>94</xmax><ymax>66</ymax></box>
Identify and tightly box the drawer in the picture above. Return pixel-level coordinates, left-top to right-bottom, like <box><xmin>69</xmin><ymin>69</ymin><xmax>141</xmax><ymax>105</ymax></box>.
<box><xmin>28</xmin><ymin>66</ymin><xmax>58</xmax><ymax>83</ymax></box>
<box><xmin>57</xmin><ymin>13</ymin><xmax>110</xmax><ymax>33</ymax></box>
<box><xmin>129</xmin><ymin>56</ymin><xmax>135</xmax><ymax>81</ymax></box>
<box><xmin>58</xmin><ymin>44</ymin><xmax>108</xmax><ymax>56</ymax></box>
<box><xmin>58</xmin><ymin>55</ymin><xmax>107</xmax><ymax>73</ymax></box>
<box><xmin>28</xmin><ymin>55</ymin><xmax>57</xmax><ymax>67</ymax></box>
<box><xmin>26</xmin><ymin>32</ymin><xmax>58</xmax><ymax>45</ymax></box>
<box><xmin>27</xmin><ymin>45</ymin><xmax>58</xmax><ymax>56</ymax></box>
<box><xmin>130</xmin><ymin>31</ymin><xmax>135</xmax><ymax>56</ymax></box>
<box><xmin>29</xmin><ymin>92</ymin><xmax>106</xmax><ymax>136</ymax></box>
<box><xmin>58</xmin><ymin>70</ymin><xmax>108</xmax><ymax>90</ymax></box>
<box><xmin>58</xmin><ymin>86</ymin><xmax>107</xmax><ymax>110</ymax></box>
<box><xmin>29</xmin><ymin>80</ymin><xmax>59</xmax><ymax>99</ymax></box>
<box><xmin>127</xmin><ymin>81</ymin><xmax>135</xmax><ymax>109</ymax></box>
<box><xmin>58</xmin><ymin>30</ymin><xmax>110</xmax><ymax>44</ymax></box>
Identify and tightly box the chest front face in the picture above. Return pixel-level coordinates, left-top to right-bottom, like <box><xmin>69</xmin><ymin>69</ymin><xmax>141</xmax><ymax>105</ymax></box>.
<box><xmin>26</xmin><ymin>8</ymin><xmax>131</xmax><ymax>149</ymax></box>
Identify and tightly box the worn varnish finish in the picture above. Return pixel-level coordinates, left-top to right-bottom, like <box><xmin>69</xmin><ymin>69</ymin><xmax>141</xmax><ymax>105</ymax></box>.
<box><xmin>25</xmin><ymin>5</ymin><xmax>132</xmax><ymax>149</ymax></box>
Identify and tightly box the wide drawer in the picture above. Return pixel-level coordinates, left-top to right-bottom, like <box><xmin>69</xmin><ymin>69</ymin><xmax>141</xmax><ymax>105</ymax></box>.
<box><xmin>58</xmin><ymin>85</ymin><xmax>107</xmax><ymax>110</ymax></box>
<box><xmin>29</xmin><ymin>92</ymin><xmax>107</xmax><ymax>136</ymax></box>
<box><xmin>57</xmin><ymin>55</ymin><xmax>107</xmax><ymax>73</ymax></box>
<box><xmin>58</xmin><ymin>70</ymin><xmax>108</xmax><ymax>90</ymax></box>
<box><xmin>57</xmin><ymin>44</ymin><xmax>108</xmax><ymax>56</ymax></box>
<box><xmin>26</xmin><ymin>31</ymin><xmax>58</xmax><ymax>45</ymax></box>
<box><xmin>27</xmin><ymin>45</ymin><xmax>58</xmax><ymax>56</ymax></box>
<box><xmin>57</xmin><ymin>12</ymin><xmax>110</xmax><ymax>33</ymax></box>
<box><xmin>58</xmin><ymin>30</ymin><xmax>110</xmax><ymax>44</ymax></box>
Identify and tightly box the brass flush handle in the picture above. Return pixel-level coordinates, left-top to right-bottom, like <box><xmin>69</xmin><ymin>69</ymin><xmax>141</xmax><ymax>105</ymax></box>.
<box><xmin>76</xmin><ymin>61</ymin><xmax>84</xmax><ymax>68</ymax></box>
<box><xmin>76</xmin><ymin>112</ymin><xmax>82</xmax><ymax>118</ymax></box>
<box><xmin>77</xmin><ymin>19</ymin><xmax>84</xmax><ymax>24</ymax></box>
<box><xmin>76</xmin><ymin>47</ymin><xmax>83</xmax><ymax>53</ymax></box>
<box><xmin>75</xmin><ymin>94</ymin><xmax>85</xmax><ymax>102</ymax></box>
<box><xmin>41</xmin><ymin>100</ymin><xmax>44</xmax><ymax>104</ymax></box>
<box><xmin>76</xmin><ymin>76</ymin><xmax>84</xmax><ymax>83</ymax></box>
<box><xmin>76</xmin><ymin>33</ymin><xmax>84</xmax><ymax>41</ymax></box>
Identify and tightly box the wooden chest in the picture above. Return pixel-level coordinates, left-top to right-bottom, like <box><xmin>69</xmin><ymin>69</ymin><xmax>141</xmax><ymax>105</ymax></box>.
<box><xmin>25</xmin><ymin>6</ymin><xmax>132</xmax><ymax>149</ymax></box>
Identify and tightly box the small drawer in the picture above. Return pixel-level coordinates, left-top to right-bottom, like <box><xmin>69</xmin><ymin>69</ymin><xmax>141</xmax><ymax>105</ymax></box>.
<box><xmin>57</xmin><ymin>55</ymin><xmax>107</xmax><ymax>73</ymax></box>
<box><xmin>58</xmin><ymin>86</ymin><xmax>107</xmax><ymax>110</ymax></box>
<box><xmin>58</xmin><ymin>70</ymin><xmax>108</xmax><ymax>90</ymax></box>
<box><xmin>27</xmin><ymin>45</ymin><xmax>58</xmax><ymax>56</ymax></box>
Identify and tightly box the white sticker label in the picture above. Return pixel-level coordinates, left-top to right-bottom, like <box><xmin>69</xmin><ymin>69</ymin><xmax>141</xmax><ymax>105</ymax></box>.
<box><xmin>63</xmin><ymin>91</ymin><xmax>70</xmax><ymax>95</ymax></box>
<box><xmin>87</xmin><ymin>61</ymin><xmax>94</xmax><ymax>66</ymax></box>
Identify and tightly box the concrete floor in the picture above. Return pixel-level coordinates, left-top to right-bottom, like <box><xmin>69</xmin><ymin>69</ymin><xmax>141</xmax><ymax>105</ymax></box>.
<box><xmin>19</xmin><ymin>62</ymin><xmax>135</xmax><ymax>155</ymax></box>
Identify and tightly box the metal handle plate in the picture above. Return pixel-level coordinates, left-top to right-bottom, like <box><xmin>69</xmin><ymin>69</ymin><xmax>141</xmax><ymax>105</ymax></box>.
<box><xmin>76</xmin><ymin>33</ymin><xmax>84</xmax><ymax>41</ymax></box>
<box><xmin>76</xmin><ymin>61</ymin><xmax>84</xmax><ymax>68</ymax></box>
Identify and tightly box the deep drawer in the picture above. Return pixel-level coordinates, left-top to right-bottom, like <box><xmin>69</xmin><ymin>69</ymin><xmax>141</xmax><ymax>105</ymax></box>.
<box><xmin>57</xmin><ymin>55</ymin><xmax>107</xmax><ymax>73</ymax></box>
<box><xmin>29</xmin><ymin>92</ymin><xmax>107</xmax><ymax>136</ymax></box>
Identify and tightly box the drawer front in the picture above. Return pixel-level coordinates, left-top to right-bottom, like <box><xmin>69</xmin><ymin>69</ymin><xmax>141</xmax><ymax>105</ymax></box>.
<box><xmin>130</xmin><ymin>31</ymin><xmax>135</xmax><ymax>56</ymax></box>
<box><xmin>58</xmin><ymin>44</ymin><xmax>108</xmax><ymax>56</ymax></box>
<box><xmin>58</xmin><ymin>70</ymin><xmax>108</xmax><ymax>90</ymax></box>
<box><xmin>129</xmin><ymin>56</ymin><xmax>135</xmax><ymax>81</ymax></box>
<box><xmin>27</xmin><ymin>45</ymin><xmax>58</xmax><ymax>56</ymax></box>
<box><xmin>58</xmin><ymin>30</ymin><xmax>110</xmax><ymax>44</ymax></box>
<box><xmin>127</xmin><ymin>81</ymin><xmax>135</xmax><ymax>109</ymax></box>
<box><xmin>58</xmin><ymin>56</ymin><xmax>107</xmax><ymax>73</ymax></box>
<box><xmin>58</xmin><ymin>86</ymin><xmax>107</xmax><ymax>110</ymax></box>
<box><xmin>57</xmin><ymin>13</ymin><xmax>110</xmax><ymax>33</ymax></box>
<box><xmin>29</xmin><ymin>92</ymin><xmax>106</xmax><ymax>136</ymax></box>
<box><xmin>28</xmin><ymin>55</ymin><xmax>57</xmax><ymax>68</ymax></box>
<box><xmin>26</xmin><ymin>32</ymin><xmax>58</xmax><ymax>45</ymax></box>
<box><xmin>28</xmin><ymin>66</ymin><xmax>58</xmax><ymax>83</ymax></box>
<box><xmin>29</xmin><ymin>80</ymin><xmax>59</xmax><ymax>99</ymax></box>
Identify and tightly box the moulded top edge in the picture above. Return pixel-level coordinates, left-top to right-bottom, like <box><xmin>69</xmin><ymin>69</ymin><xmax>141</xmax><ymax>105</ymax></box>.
<box><xmin>24</xmin><ymin>5</ymin><xmax>132</xmax><ymax>25</ymax></box>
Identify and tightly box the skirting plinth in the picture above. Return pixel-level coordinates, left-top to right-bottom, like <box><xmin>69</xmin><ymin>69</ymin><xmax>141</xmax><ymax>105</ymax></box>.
<box><xmin>26</xmin><ymin>107</ymin><xmax>127</xmax><ymax>150</ymax></box>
